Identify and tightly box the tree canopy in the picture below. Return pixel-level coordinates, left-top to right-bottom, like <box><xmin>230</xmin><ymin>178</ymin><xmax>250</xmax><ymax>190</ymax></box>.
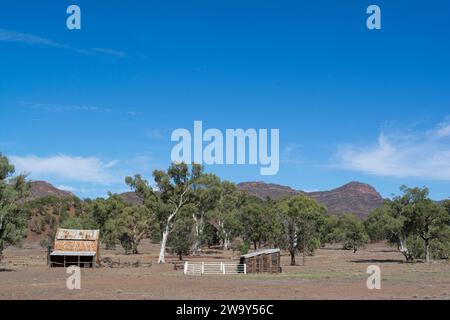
<box><xmin>0</xmin><ymin>154</ymin><xmax>30</xmax><ymax>261</ymax></box>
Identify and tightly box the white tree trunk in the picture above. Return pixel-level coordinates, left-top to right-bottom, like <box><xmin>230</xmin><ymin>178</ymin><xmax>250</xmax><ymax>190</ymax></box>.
<box><xmin>219</xmin><ymin>220</ymin><xmax>229</xmax><ymax>250</ymax></box>
<box><xmin>399</xmin><ymin>237</ymin><xmax>413</xmax><ymax>262</ymax></box>
<box><xmin>192</xmin><ymin>214</ymin><xmax>201</xmax><ymax>253</ymax></box>
<box><xmin>425</xmin><ymin>239</ymin><xmax>431</xmax><ymax>264</ymax></box>
<box><xmin>223</xmin><ymin>236</ymin><xmax>230</xmax><ymax>250</ymax></box>
<box><xmin>158</xmin><ymin>226</ymin><xmax>170</xmax><ymax>264</ymax></box>
<box><xmin>157</xmin><ymin>185</ymin><xmax>188</xmax><ymax>264</ymax></box>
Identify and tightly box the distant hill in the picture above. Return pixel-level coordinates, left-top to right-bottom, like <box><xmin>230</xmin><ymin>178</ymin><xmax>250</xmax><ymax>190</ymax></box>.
<box><xmin>28</xmin><ymin>181</ymin><xmax>74</xmax><ymax>200</ymax></box>
<box><xmin>26</xmin><ymin>180</ymin><xmax>388</xmax><ymax>218</ymax></box>
<box><xmin>25</xmin><ymin>181</ymin><xmax>80</xmax><ymax>244</ymax></box>
<box><xmin>119</xmin><ymin>181</ymin><xmax>385</xmax><ymax>217</ymax></box>
<box><xmin>306</xmin><ymin>182</ymin><xmax>384</xmax><ymax>218</ymax></box>
<box><xmin>119</xmin><ymin>191</ymin><xmax>144</xmax><ymax>205</ymax></box>
<box><xmin>237</xmin><ymin>181</ymin><xmax>384</xmax><ymax>218</ymax></box>
<box><xmin>237</xmin><ymin>182</ymin><xmax>298</xmax><ymax>200</ymax></box>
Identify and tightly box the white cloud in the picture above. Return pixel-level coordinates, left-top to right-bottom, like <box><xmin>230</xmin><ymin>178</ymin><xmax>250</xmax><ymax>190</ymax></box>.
<box><xmin>31</xmin><ymin>103</ymin><xmax>110</xmax><ymax>113</ymax></box>
<box><xmin>0</xmin><ymin>29</ymin><xmax>65</xmax><ymax>48</ymax></box>
<box><xmin>10</xmin><ymin>155</ymin><xmax>120</xmax><ymax>184</ymax></box>
<box><xmin>436</xmin><ymin>124</ymin><xmax>450</xmax><ymax>138</ymax></box>
<box><xmin>57</xmin><ymin>185</ymin><xmax>77</xmax><ymax>192</ymax></box>
<box><xmin>145</xmin><ymin>129</ymin><xmax>165</xmax><ymax>140</ymax></box>
<box><xmin>281</xmin><ymin>144</ymin><xmax>303</xmax><ymax>165</ymax></box>
<box><xmin>0</xmin><ymin>29</ymin><xmax>126</xmax><ymax>58</ymax></box>
<box><xmin>26</xmin><ymin>102</ymin><xmax>137</xmax><ymax>117</ymax></box>
<box><xmin>93</xmin><ymin>48</ymin><xmax>127</xmax><ymax>58</ymax></box>
<box><xmin>337</xmin><ymin>122</ymin><xmax>450</xmax><ymax>181</ymax></box>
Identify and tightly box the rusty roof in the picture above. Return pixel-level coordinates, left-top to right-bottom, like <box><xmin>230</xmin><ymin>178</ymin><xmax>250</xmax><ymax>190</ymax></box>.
<box><xmin>53</xmin><ymin>229</ymin><xmax>100</xmax><ymax>254</ymax></box>
<box><xmin>56</xmin><ymin>229</ymin><xmax>100</xmax><ymax>241</ymax></box>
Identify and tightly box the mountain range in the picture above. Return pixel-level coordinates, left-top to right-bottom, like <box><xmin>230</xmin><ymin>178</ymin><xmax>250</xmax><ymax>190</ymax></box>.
<box><xmin>28</xmin><ymin>181</ymin><xmax>74</xmax><ymax>200</ymax></box>
<box><xmin>238</xmin><ymin>181</ymin><xmax>384</xmax><ymax>218</ymax></box>
<box><xmin>29</xmin><ymin>180</ymin><xmax>385</xmax><ymax>218</ymax></box>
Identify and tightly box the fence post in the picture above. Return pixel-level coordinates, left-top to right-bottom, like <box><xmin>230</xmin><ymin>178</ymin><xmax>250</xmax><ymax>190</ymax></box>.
<box><xmin>201</xmin><ymin>262</ymin><xmax>205</xmax><ymax>276</ymax></box>
<box><xmin>244</xmin><ymin>263</ymin><xmax>247</xmax><ymax>275</ymax></box>
<box><xmin>184</xmin><ymin>262</ymin><xmax>188</xmax><ymax>275</ymax></box>
<box><xmin>223</xmin><ymin>263</ymin><xmax>226</xmax><ymax>275</ymax></box>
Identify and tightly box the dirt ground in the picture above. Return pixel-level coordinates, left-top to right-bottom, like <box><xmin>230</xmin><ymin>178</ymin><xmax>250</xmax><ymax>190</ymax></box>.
<box><xmin>1</xmin><ymin>241</ymin><xmax>450</xmax><ymax>300</ymax></box>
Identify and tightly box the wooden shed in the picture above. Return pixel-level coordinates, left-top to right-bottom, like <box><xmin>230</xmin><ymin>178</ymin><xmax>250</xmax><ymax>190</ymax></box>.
<box><xmin>240</xmin><ymin>249</ymin><xmax>282</xmax><ymax>274</ymax></box>
<box><xmin>49</xmin><ymin>229</ymin><xmax>100</xmax><ymax>268</ymax></box>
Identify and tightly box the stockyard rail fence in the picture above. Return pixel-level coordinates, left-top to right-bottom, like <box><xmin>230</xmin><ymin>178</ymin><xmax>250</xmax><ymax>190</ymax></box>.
<box><xmin>184</xmin><ymin>262</ymin><xmax>247</xmax><ymax>276</ymax></box>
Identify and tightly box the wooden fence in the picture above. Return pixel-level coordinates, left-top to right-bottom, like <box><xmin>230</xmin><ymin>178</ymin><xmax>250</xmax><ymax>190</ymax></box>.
<box><xmin>183</xmin><ymin>262</ymin><xmax>247</xmax><ymax>276</ymax></box>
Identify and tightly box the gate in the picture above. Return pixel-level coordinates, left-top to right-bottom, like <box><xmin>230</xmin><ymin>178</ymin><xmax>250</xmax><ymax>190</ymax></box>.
<box><xmin>183</xmin><ymin>262</ymin><xmax>247</xmax><ymax>276</ymax></box>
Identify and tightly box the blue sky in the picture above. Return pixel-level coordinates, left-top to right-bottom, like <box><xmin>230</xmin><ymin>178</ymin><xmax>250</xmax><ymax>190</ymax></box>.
<box><xmin>1</xmin><ymin>0</ymin><xmax>449</xmax><ymax>199</ymax></box>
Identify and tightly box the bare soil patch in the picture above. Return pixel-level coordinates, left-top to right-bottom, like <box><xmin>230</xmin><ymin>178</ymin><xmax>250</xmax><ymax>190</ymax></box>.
<box><xmin>1</xmin><ymin>241</ymin><xmax>449</xmax><ymax>300</ymax></box>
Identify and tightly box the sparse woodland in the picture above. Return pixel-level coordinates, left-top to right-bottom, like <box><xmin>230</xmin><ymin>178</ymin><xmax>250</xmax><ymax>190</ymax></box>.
<box><xmin>1</xmin><ymin>153</ymin><xmax>450</xmax><ymax>265</ymax></box>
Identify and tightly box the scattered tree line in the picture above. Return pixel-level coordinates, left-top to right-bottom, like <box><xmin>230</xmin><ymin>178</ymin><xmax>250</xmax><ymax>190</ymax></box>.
<box><xmin>1</xmin><ymin>154</ymin><xmax>449</xmax><ymax>265</ymax></box>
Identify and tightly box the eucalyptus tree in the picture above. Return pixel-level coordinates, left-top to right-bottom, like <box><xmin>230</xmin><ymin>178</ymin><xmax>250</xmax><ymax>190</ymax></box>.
<box><xmin>333</xmin><ymin>214</ymin><xmax>369</xmax><ymax>253</ymax></box>
<box><xmin>240</xmin><ymin>196</ymin><xmax>281</xmax><ymax>251</ymax></box>
<box><xmin>277</xmin><ymin>195</ymin><xmax>327</xmax><ymax>266</ymax></box>
<box><xmin>366</xmin><ymin>186</ymin><xmax>450</xmax><ymax>263</ymax></box>
<box><xmin>112</xmin><ymin>205</ymin><xmax>156</xmax><ymax>255</ymax></box>
<box><xmin>126</xmin><ymin>162</ymin><xmax>203</xmax><ymax>264</ymax></box>
<box><xmin>191</xmin><ymin>174</ymin><xmax>222</xmax><ymax>253</ymax></box>
<box><xmin>0</xmin><ymin>154</ymin><xmax>29</xmax><ymax>262</ymax></box>
<box><xmin>169</xmin><ymin>205</ymin><xmax>195</xmax><ymax>261</ymax></box>
<box><xmin>400</xmin><ymin>187</ymin><xmax>448</xmax><ymax>263</ymax></box>
<box><xmin>208</xmin><ymin>181</ymin><xmax>245</xmax><ymax>250</ymax></box>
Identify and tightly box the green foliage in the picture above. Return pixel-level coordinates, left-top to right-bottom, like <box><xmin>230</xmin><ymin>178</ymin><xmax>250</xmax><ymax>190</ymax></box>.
<box><xmin>190</xmin><ymin>174</ymin><xmax>222</xmax><ymax>252</ymax></box>
<box><xmin>365</xmin><ymin>186</ymin><xmax>450</xmax><ymax>263</ymax></box>
<box><xmin>333</xmin><ymin>214</ymin><xmax>369</xmax><ymax>253</ymax></box>
<box><xmin>0</xmin><ymin>154</ymin><xmax>14</xmax><ymax>180</ymax></box>
<box><xmin>277</xmin><ymin>194</ymin><xmax>327</xmax><ymax>266</ymax></box>
<box><xmin>442</xmin><ymin>200</ymin><xmax>450</xmax><ymax>216</ymax></box>
<box><xmin>115</xmin><ymin>205</ymin><xmax>156</xmax><ymax>254</ymax></box>
<box><xmin>320</xmin><ymin>214</ymin><xmax>339</xmax><ymax>245</ymax></box>
<box><xmin>239</xmin><ymin>241</ymin><xmax>250</xmax><ymax>255</ymax></box>
<box><xmin>202</xmin><ymin>222</ymin><xmax>220</xmax><ymax>248</ymax></box>
<box><xmin>82</xmin><ymin>194</ymin><xmax>158</xmax><ymax>254</ymax></box>
<box><xmin>84</xmin><ymin>194</ymin><xmax>128</xmax><ymax>248</ymax></box>
<box><xmin>168</xmin><ymin>211</ymin><xmax>195</xmax><ymax>260</ymax></box>
<box><xmin>239</xmin><ymin>199</ymin><xmax>281</xmax><ymax>251</ymax></box>
<box><xmin>430</xmin><ymin>226</ymin><xmax>450</xmax><ymax>259</ymax></box>
<box><xmin>7</xmin><ymin>149</ymin><xmax>449</xmax><ymax>267</ymax></box>
<box><xmin>126</xmin><ymin>162</ymin><xmax>204</xmax><ymax>263</ymax></box>
<box><xmin>394</xmin><ymin>186</ymin><xmax>449</xmax><ymax>263</ymax></box>
<box><xmin>206</xmin><ymin>181</ymin><xmax>245</xmax><ymax>250</ymax></box>
<box><xmin>59</xmin><ymin>214</ymin><xmax>97</xmax><ymax>230</ymax></box>
<box><xmin>365</xmin><ymin>205</ymin><xmax>400</xmax><ymax>243</ymax></box>
<box><xmin>0</xmin><ymin>154</ymin><xmax>30</xmax><ymax>260</ymax></box>
<box><xmin>24</xmin><ymin>194</ymin><xmax>86</xmax><ymax>242</ymax></box>
<box><xmin>30</xmin><ymin>217</ymin><xmax>46</xmax><ymax>234</ymax></box>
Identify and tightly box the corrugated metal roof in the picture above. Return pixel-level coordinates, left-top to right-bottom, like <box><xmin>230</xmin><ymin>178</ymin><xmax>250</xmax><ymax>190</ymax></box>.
<box><xmin>54</xmin><ymin>240</ymin><xmax>99</xmax><ymax>252</ymax></box>
<box><xmin>241</xmin><ymin>249</ymin><xmax>281</xmax><ymax>259</ymax></box>
<box><xmin>50</xmin><ymin>251</ymin><xmax>96</xmax><ymax>257</ymax></box>
<box><xmin>52</xmin><ymin>229</ymin><xmax>101</xmax><ymax>258</ymax></box>
<box><xmin>56</xmin><ymin>229</ymin><xmax>99</xmax><ymax>241</ymax></box>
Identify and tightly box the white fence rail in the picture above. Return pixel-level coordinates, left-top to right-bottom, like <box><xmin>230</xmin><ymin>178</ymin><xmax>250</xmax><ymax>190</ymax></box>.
<box><xmin>184</xmin><ymin>262</ymin><xmax>247</xmax><ymax>276</ymax></box>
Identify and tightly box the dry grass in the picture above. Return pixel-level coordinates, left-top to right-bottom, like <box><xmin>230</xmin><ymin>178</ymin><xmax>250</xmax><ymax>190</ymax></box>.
<box><xmin>1</xmin><ymin>241</ymin><xmax>449</xmax><ymax>300</ymax></box>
